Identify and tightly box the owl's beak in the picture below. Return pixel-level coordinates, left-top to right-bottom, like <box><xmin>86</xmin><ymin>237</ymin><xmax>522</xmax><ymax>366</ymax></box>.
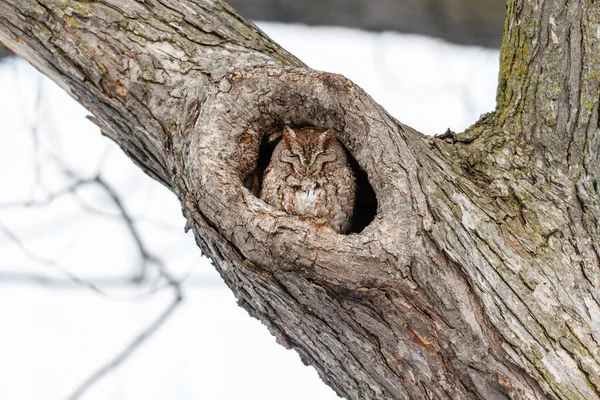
<box><xmin>295</xmin><ymin>161</ymin><xmax>308</xmax><ymax>176</ymax></box>
<box><xmin>292</xmin><ymin>165</ymin><xmax>309</xmax><ymax>176</ymax></box>
<box><xmin>306</xmin><ymin>164</ymin><xmax>322</xmax><ymax>177</ymax></box>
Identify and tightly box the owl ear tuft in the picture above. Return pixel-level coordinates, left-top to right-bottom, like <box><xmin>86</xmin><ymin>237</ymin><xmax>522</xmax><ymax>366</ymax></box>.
<box><xmin>318</xmin><ymin>130</ymin><xmax>334</xmax><ymax>146</ymax></box>
<box><xmin>283</xmin><ymin>126</ymin><xmax>297</xmax><ymax>141</ymax></box>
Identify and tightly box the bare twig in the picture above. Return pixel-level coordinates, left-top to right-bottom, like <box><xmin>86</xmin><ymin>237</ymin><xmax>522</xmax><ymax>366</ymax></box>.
<box><xmin>0</xmin><ymin>74</ymin><xmax>194</xmax><ymax>400</ymax></box>
<box><xmin>0</xmin><ymin>271</ymin><xmax>222</xmax><ymax>288</ymax></box>
<box><xmin>0</xmin><ymin>221</ymin><xmax>106</xmax><ymax>294</ymax></box>
<box><xmin>65</xmin><ymin>287</ymin><xmax>183</xmax><ymax>400</ymax></box>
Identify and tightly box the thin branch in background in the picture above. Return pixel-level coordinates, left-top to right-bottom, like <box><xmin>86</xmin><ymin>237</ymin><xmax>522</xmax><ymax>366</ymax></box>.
<box><xmin>0</xmin><ymin>191</ymin><xmax>180</xmax><ymax>299</ymax></box>
<box><xmin>28</xmin><ymin>74</ymin><xmax>45</xmax><ymax>198</ymax></box>
<box><xmin>0</xmin><ymin>220</ymin><xmax>180</xmax><ymax>299</ymax></box>
<box><xmin>0</xmin><ymin>167</ymin><xmax>181</xmax><ymax>232</ymax></box>
<box><xmin>53</xmin><ymin>155</ymin><xmax>161</xmax><ymax>284</ymax></box>
<box><xmin>0</xmin><ymin>271</ymin><xmax>148</xmax><ymax>288</ymax></box>
<box><xmin>58</xmin><ymin>170</ymin><xmax>186</xmax><ymax>400</ymax></box>
<box><xmin>0</xmin><ymin>176</ymin><xmax>95</xmax><ymax>210</ymax></box>
<box><xmin>65</xmin><ymin>286</ymin><xmax>183</xmax><ymax>400</ymax></box>
<box><xmin>0</xmin><ymin>271</ymin><xmax>222</xmax><ymax>288</ymax></box>
<box><xmin>0</xmin><ymin>74</ymin><xmax>198</xmax><ymax>400</ymax></box>
<box><xmin>1</xmin><ymin>152</ymin><xmax>168</xmax><ymax>289</ymax></box>
<box><xmin>0</xmin><ymin>221</ymin><xmax>107</xmax><ymax>295</ymax></box>
<box><xmin>94</xmin><ymin>144</ymin><xmax>112</xmax><ymax>173</ymax></box>
<box><xmin>95</xmin><ymin>175</ymin><xmax>154</xmax><ymax>283</ymax></box>
<box><xmin>0</xmin><ymin>161</ymin><xmax>188</xmax><ymax>296</ymax></box>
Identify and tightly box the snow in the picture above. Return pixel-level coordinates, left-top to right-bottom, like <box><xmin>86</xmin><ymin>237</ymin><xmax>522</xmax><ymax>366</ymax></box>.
<box><xmin>0</xmin><ymin>22</ymin><xmax>499</xmax><ymax>399</ymax></box>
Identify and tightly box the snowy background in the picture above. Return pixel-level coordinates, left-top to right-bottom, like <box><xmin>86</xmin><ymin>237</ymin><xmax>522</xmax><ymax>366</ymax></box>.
<box><xmin>0</xmin><ymin>22</ymin><xmax>499</xmax><ymax>399</ymax></box>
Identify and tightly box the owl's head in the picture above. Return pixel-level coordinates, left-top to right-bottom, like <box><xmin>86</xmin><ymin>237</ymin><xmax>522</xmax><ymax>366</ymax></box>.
<box><xmin>280</xmin><ymin>126</ymin><xmax>338</xmax><ymax>177</ymax></box>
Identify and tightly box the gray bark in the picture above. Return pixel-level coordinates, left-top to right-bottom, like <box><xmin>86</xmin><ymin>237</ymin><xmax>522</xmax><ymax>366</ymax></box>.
<box><xmin>0</xmin><ymin>42</ymin><xmax>10</xmax><ymax>59</ymax></box>
<box><xmin>227</xmin><ymin>0</ymin><xmax>506</xmax><ymax>48</ymax></box>
<box><xmin>0</xmin><ymin>0</ymin><xmax>599</xmax><ymax>399</ymax></box>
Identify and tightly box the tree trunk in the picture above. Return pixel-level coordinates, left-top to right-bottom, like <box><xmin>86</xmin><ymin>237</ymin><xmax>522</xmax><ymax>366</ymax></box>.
<box><xmin>0</xmin><ymin>42</ymin><xmax>10</xmax><ymax>59</ymax></box>
<box><xmin>226</xmin><ymin>0</ymin><xmax>506</xmax><ymax>48</ymax></box>
<box><xmin>1</xmin><ymin>0</ymin><xmax>599</xmax><ymax>399</ymax></box>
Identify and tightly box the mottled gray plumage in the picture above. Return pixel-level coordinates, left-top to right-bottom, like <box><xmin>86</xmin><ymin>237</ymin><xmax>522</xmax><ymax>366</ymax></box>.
<box><xmin>260</xmin><ymin>126</ymin><xmax>356</xmax><ymax>233</ymax></box>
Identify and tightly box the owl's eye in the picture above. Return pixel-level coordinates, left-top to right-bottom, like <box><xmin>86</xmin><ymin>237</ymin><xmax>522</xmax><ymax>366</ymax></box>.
<box><xmin>281</xmin><ymin>150</ymin><xmax>300</xmax><ymax>164</ymax></box>
<box><xmin>281</xmin><ymin>150</ymin><xmax>297</xmax><ymax>158</ymax></box>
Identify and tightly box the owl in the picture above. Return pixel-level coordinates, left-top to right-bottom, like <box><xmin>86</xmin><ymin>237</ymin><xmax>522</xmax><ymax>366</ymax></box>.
<box><xmin>260</xmin><ymin>126</ymin><xmax>356</xmax><ymax>233</ymax></box>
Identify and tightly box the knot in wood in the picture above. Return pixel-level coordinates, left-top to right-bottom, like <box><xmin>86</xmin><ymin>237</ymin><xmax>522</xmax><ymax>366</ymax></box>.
<box><xmin>186</xmin><ymin>66</ymin><xmax>417</xmax><ymax>289</ymax></box>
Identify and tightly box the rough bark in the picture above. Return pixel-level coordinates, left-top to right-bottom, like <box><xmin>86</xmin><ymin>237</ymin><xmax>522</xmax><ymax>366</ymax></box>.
<box><xmin>0</xmin><ymin>0</ymin><xmax>599</xmax><ymax>399</ymax></box>
<box><xmin>227</xmin><ymin>0</ymin><xmax>506</xmax><ymax>48</ymax></box>
<box><xmin>0</xmin><ymin>42</ymin><xmax>10</xmax><ymax>59</ymax></box>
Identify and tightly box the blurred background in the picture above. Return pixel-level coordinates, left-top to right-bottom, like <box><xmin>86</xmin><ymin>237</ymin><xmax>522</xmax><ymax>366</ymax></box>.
<box><xmin>0</xmin><ymin>1</ymin><xmax>504</xmax><ymax>399</ymax></box>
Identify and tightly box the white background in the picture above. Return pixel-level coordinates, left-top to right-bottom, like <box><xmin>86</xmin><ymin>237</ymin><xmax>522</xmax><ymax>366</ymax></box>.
<box><xmin>0</xmin><ymin>22</ymin><xmax>499</xmax><ymax>400</ymax></box>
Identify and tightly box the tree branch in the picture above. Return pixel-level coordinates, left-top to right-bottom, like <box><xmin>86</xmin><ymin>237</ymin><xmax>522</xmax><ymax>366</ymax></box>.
<box><xmin>2</xmin><ymin>0</ymin><xmax>600</xmax><ymax>399</ymax></box>
<box><xmin>492</xmin><ymin>0</ymin><xmax>600</xmax><ymax>172</ymax></box>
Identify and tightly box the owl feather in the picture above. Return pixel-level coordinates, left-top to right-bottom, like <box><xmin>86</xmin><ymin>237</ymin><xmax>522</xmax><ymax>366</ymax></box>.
<box><xmin>260</xmin><ymin>126</ymin><xmax>356</xmax><ymax>233</ymax></box>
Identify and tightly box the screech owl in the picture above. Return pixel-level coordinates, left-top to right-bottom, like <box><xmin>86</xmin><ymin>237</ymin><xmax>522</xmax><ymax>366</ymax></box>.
<box><xmin>260</xmin><ymin>126</ymin><xmax>356</xmax><ymax>233</ymax></box>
